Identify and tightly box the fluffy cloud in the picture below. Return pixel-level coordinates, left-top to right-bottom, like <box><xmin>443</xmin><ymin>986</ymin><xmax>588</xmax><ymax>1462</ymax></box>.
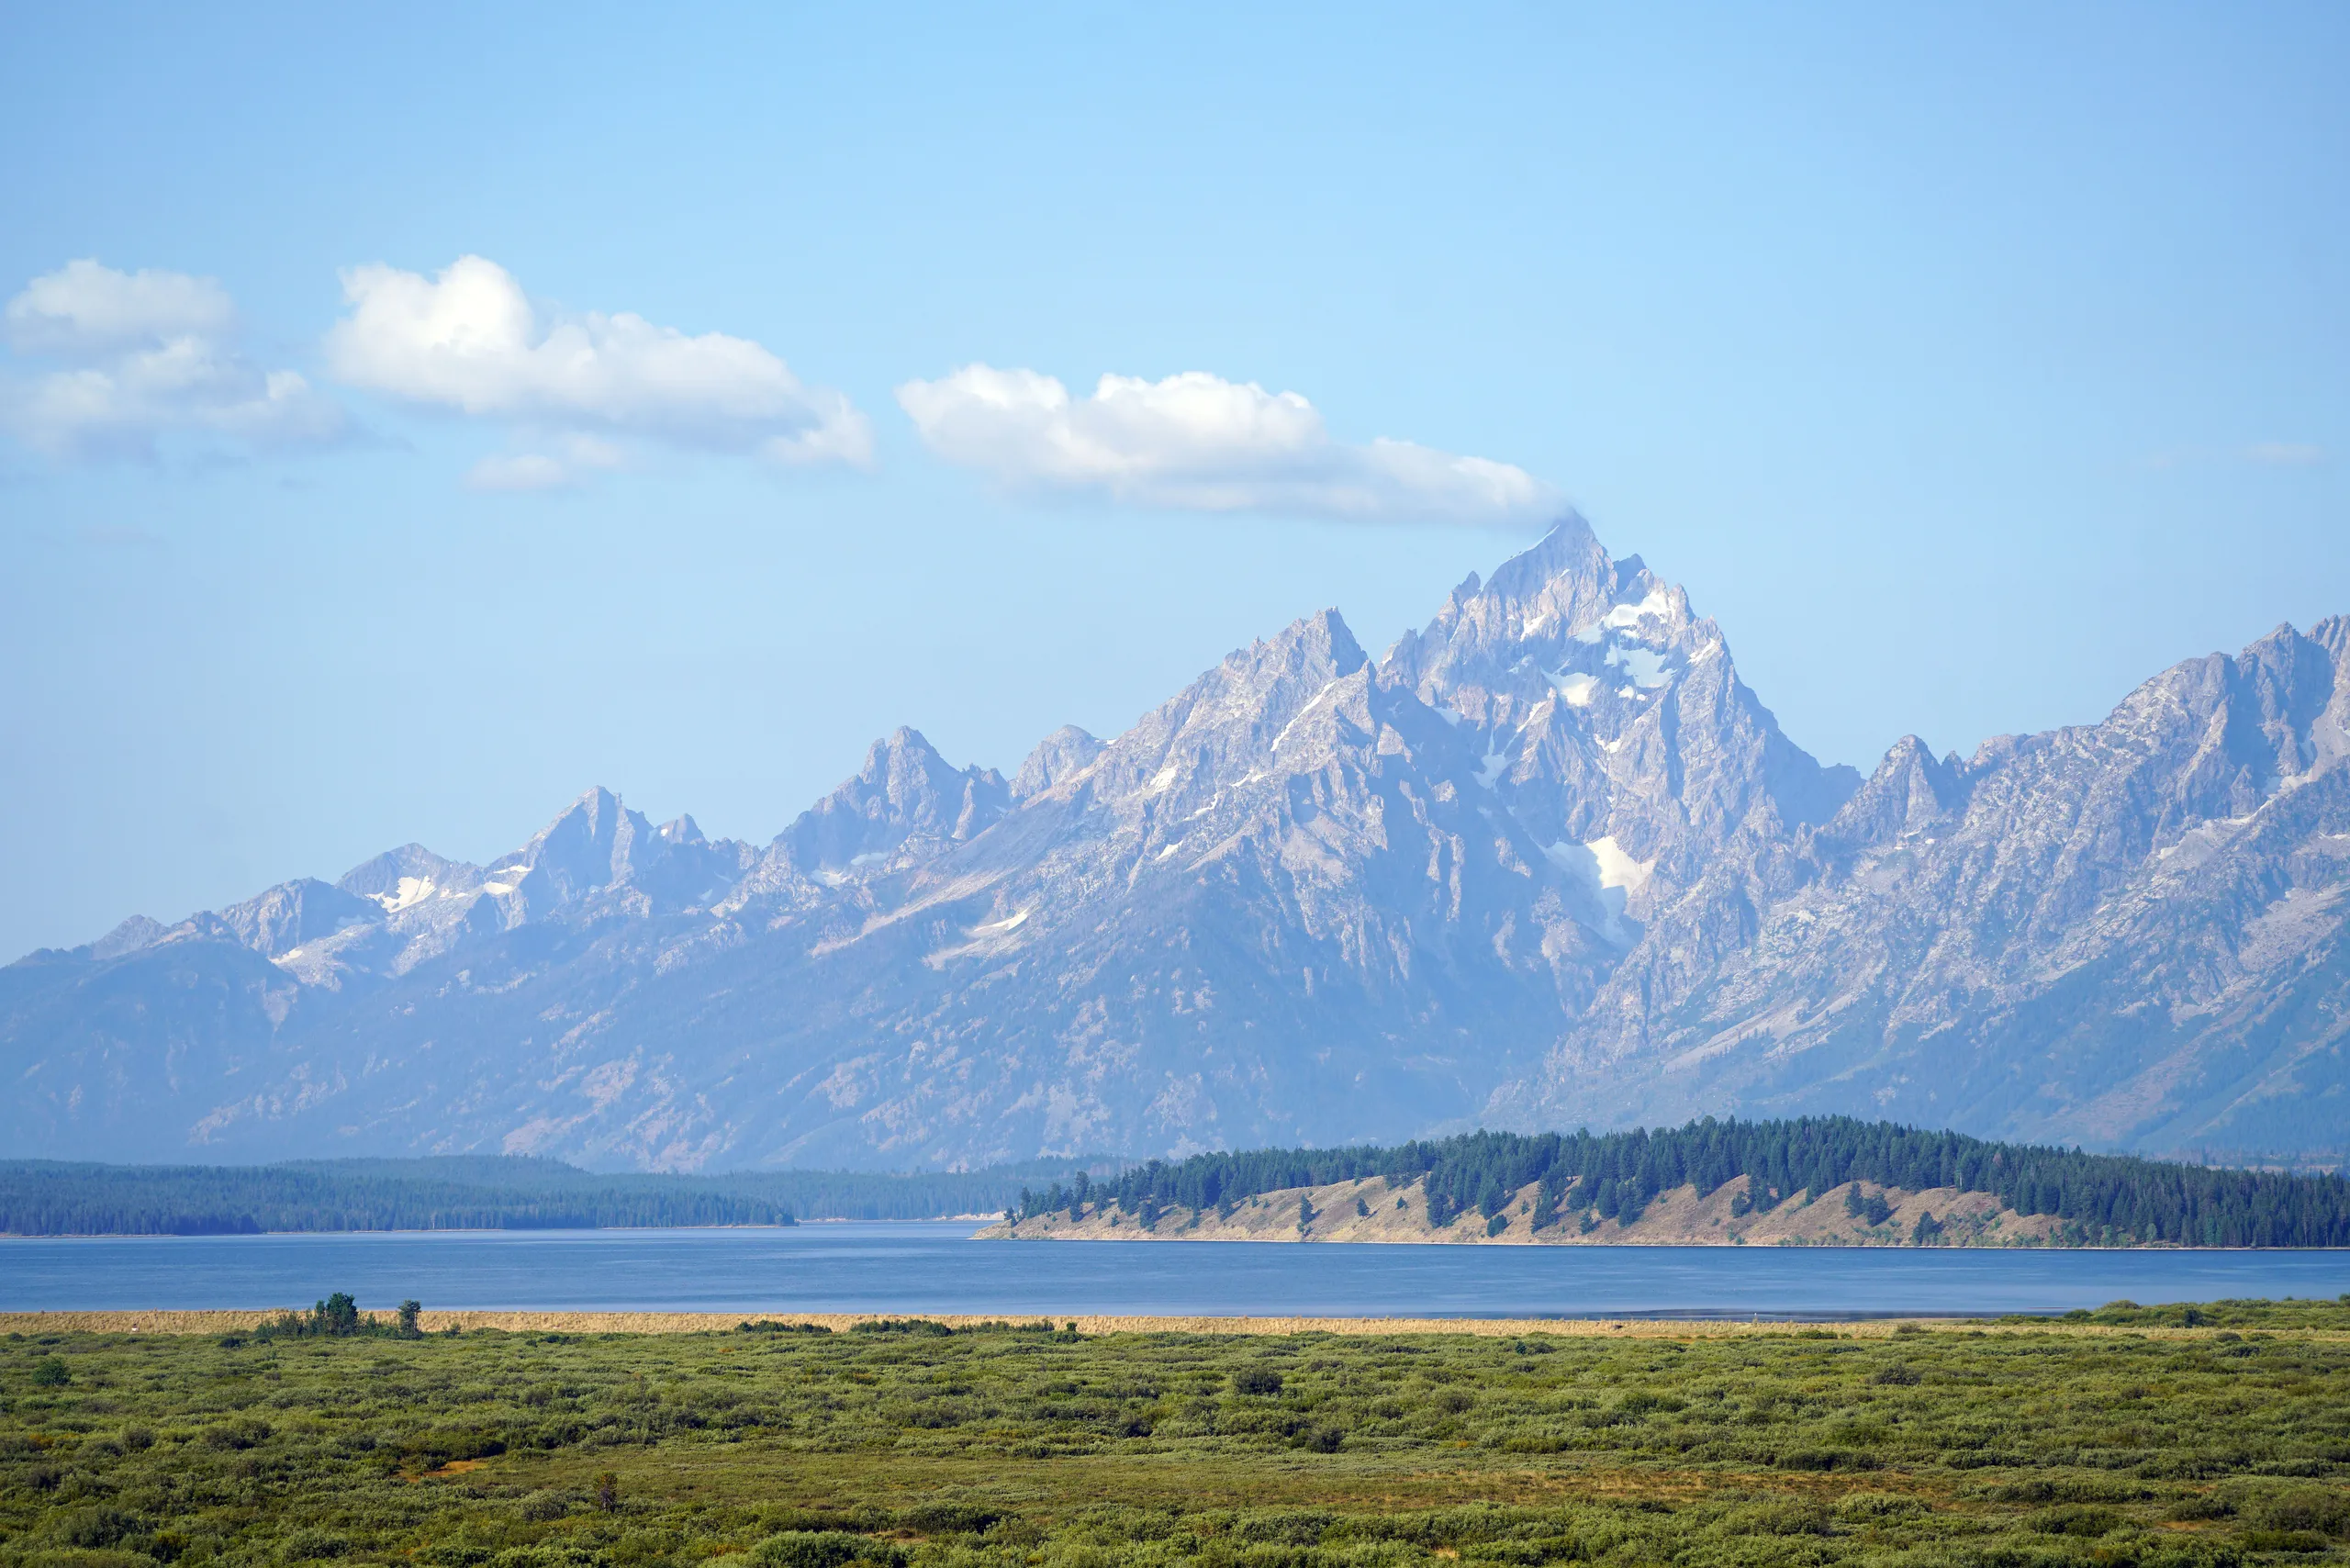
<box><xmin>2</xmin><ymin>260</ymin><xmax>344</xmax><ymax>459</ymax></box>
<box><xmin>895</xmin><ymin>364</ymin><xmax>1560</xmax><ymax>526</ymax></box>
<box><xmin>326</xmin><ymin>255</ymin><xmax>872</xmax><ymax>485</ymax></box>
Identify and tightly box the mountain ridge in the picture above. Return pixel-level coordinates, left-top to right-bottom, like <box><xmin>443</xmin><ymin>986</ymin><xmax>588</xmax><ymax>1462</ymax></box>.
<box><xmin>8</xmin><ymin>514</ymin><xmax>2346</xmax><ymax>1170</ymax></box>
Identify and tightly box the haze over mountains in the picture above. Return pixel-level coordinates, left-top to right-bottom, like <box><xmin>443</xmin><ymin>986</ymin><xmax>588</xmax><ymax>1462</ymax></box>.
<box><xmin>7</xmin><ymin>517</ymin><xmax>2346</xmax><ymax>1170</ymax></box>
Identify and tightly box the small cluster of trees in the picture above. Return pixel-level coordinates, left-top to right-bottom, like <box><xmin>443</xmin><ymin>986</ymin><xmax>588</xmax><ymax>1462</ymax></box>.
<box><xmin>255</xmin><ymin>1294</ymin><xmax>425</xmax><ymax>1338</ymax></box>
<box><xmin>1010</xmin><ymin>1116</ymin><xmax>2350</xmax><ymax>1247</ymax></box>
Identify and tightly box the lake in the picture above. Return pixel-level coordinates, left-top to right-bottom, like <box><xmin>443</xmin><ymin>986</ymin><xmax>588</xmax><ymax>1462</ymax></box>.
<box><xmin>5</xmin><ymin>1225</ymin><xmax>2346</xmax><ymax>1318</ymax></box>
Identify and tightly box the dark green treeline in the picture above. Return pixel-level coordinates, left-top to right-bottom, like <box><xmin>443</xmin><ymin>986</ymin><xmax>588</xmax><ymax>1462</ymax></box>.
<box><xmin>1015</xmin><ymin>1118</ymin><xmax>2350</xmax><ymax>1248</ymax></box>
<box><xmin>0</xmin><ymin>1155</ymin><xmax>1097</xmax><ymax>1236</ymax></box>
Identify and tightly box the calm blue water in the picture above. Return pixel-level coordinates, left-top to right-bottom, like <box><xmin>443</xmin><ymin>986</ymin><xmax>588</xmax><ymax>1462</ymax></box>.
<box><xmin>4</xmin><ymin>1225</ymin><xmax>2345</xmax><ymax>1318</ymax></box>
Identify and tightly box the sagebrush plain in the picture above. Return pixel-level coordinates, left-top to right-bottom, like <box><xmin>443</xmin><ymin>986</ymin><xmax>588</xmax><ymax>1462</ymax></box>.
<box><xmin>6</xmin><ymin>1299</ymin><xmax>2350</xmax><ymax>1568</ymax></box>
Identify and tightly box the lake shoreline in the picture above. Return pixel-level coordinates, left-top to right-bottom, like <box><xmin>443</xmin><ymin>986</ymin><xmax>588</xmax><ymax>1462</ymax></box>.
<box><xmin>4</xmin><ymin>1308</ymin><xmax>2328</xmax><ymax>1338</ymax></box>
<box><xmin>12</xmin><ymin>1222</ymin><xmax>2344</xmax><ymax>1320</ymax></box>
<box><xmin>987</xmin><ymin>1173</ymin><xmax>2092</xmax><ymax>1247</ymax></box>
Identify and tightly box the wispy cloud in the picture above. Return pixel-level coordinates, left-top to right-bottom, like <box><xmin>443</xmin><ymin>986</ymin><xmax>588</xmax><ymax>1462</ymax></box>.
<box><xmin>1</xmin><ymin>260</ymin><xmax>345</xmax><ymax>461</ymax></box>
<box><xmin>464</xmin><ymin>435</ymin><xmax>626</xmax><ymax>493</ymax></box>
<box><xmin>326</xmin><ymin>256</ymin><xmax>872</xmax><ymax>487</ymax></box>
<box><xmin>465</xmin><ymin>453</ymin><xmax>573</xmax><ymax>492</ymax></box>
<box><xmin>2149</xmin><ymin>441</ymin><xmax>2330</xmax><ymax>472</ymax></box>
<box><xmin>896</xmin><ymin>364</ymin><xmax>1561</xmax><ymax>527</ymax></box>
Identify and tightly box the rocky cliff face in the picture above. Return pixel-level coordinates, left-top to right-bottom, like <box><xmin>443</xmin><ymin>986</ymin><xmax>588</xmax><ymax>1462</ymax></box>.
<box><xmin>1505</xmin><ymin>615</ymin><xmax>2350</xmax><ymax>1158</ymax></box>
<box><xmin>6</xmin><ymin>516</ymin><xmax>2344</xmax><ymax>1168</ymax></box>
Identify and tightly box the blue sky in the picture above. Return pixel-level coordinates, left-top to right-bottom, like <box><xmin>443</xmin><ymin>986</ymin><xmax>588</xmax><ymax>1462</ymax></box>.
<box><xmin>2</xmin><ymin>3</ymin><xmax>2344</xmax><ymax>958</ymax></box>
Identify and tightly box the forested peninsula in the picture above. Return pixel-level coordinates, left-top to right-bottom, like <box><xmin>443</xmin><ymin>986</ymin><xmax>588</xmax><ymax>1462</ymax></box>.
<box><xmin>11</xmin><ymin>1118</ymin><xmax>2346</xmax><ymax>1244</ymax></box>
<box><xmin>0</xmin><ymin>1156</ymin><xmax>1090</xmax><ymax>1236</ymax></box>
<box><xmin>989</xmin><ymin>1118</ymin><xmax>2350</xmax><ymax>1249</ymax></box>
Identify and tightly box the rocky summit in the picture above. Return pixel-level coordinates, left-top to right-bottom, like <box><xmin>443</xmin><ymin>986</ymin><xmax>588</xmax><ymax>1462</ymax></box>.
<box><xmin>6</xmin><ymin>517</ymin><xmax>2346</xmax><ymax>1169</ymax></box>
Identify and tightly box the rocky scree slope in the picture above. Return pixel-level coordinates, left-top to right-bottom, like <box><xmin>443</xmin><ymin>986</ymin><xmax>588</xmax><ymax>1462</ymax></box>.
<box><xmin>5</xmin><ymin>516</ymin><xmax>2344</xmax><ymax>1168</ymax></box>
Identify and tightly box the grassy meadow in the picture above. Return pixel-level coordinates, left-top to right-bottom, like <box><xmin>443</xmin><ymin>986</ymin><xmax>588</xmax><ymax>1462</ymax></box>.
<box><xmin>5</xmin><ymin>1300</ymin><xmax>2349</xmax><ymax>1568</ymax></box>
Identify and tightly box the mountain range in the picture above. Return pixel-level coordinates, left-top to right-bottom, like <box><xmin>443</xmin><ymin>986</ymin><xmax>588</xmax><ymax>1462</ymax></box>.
<box><xmin>7</xmin><ymin>515</ymin><xmax>2346</xmax><ymax>1169</ymax></box>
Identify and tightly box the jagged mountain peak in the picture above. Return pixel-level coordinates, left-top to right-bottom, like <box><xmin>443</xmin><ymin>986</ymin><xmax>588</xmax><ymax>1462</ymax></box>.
<box><xmin>83</xmin><ymin>913</ymin><xmax>168</xmax><ymax>961</ymax></box>
<box><xmin>209</xmin><ymin>878</ymin><xmax>379</xmax><ymax>959</ymax></box>
<box><xmin>1383</xmin><ymin>515</ymin><xmax>1703</xmax><ymax>722</ymax></box>
<box><xmin>1012</xmin><ymin>725</ymin><xmax>1106</xmax><ymax>801</ymax></box>
<box><xmin>1501</xmin><ymin>609</ymin><xmax>2350</xmax><ymax>1153</ymax></box>
<box><xmin>518</xmin><ymin>783</ymin><xmax>623</xmax><ymax>844</ymax></box>
<box><xmin>1381</xmin><ymin>512</ymin><xmax>1855</xmax><ymax>906</ymax></box>
<box><xmin>1205</xmin><ymin>606</ymin><xmax>1367</xmax><ymax>705</ymax></box>
<box><xmin>1479</xmin><ymin>511</ymin><xmax>1616</xmax><ymax>613</ymax></box>
<box><xmin>865</xmin><ymin>726</ymin><xmax>994</xmax><ymax>788</ymax></box>
<box><xmin>13</xmin><ymin>521</ymin><xmax>2350</xmax><ymax>1171</ymax></box>
<box><xmin>336</xmin><ymin>843</ymin><xmax>474</xmax><ymax>904</ymax></box>
<box><xmin>1814</xmin><ymin>734</ymin><xmax>1966</xmax><ymax>857</ymax></box>
<box><xmin>774</xmin><ymin>728</ymin><xmax>1009</xmax><ymax>873</ymax></box>
<box><xmin>1203</xmin><ymin>605</ymin><xmax>1369</xmax><ymax>690</ymax></box>
<box><xmin>1239</xmin><ymin>607</ymin><xmax>1371</xmax><ymax>713</ymax></box>
<box><xmin>1400</xmin><ymin>513</ymin><xmax>1615</xmax><ymax>634</ymax></box>
<box><xmin>1072</xmin><ymin>608</ymin><xmax>1371</xmax><ymax>811</ymax></box>
<box><xmin>499</xmin><ymin>785</ymin><xmax>647</xmax><ymax>906</ymax></box>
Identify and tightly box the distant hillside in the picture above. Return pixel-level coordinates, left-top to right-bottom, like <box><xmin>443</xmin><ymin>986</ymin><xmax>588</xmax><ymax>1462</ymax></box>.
<box><xmin>0</xmin><ymin>1155</ymin><xmax>1103</xmax><ymax>1236</ymax></box>
<box><xmin>987</xmin><ymin>1118</ymin><xmax>2350</xmax><ymax>1248</ymax></box>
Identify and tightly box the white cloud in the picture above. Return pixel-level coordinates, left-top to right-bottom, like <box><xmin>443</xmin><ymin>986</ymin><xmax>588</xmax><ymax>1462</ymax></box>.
<box><xmin>326</xmin><ymin>256</ymin><xmax>873</xmax><ymax>477</ymax></box>
<box><xmin>465</xmin><ymin>453</ymin><xmax>573</xmax><ymax>492</ymax></box>
<box><xmin>2244</xmin><ymin>442</ymin><xmax>2326</xmax><ymax>467</ymax></box>
<box><xmin>2</xmin><ymin>260</ymin><xmax>344</xmax><ymax>459</ymax></box>
<box><xmin>894</xmin><ymin>364</ymin><xmax>1561</xmax><ymax>526</ymax></box>
<box><xmin>464</xmin><ymin>435</ymin><xmax>625</xmax><ymax>492</ymax></box>
<box><xmin>6</xmin><ymin>259</ymin><xmax>237</xmax><ymax>357</ymax></box>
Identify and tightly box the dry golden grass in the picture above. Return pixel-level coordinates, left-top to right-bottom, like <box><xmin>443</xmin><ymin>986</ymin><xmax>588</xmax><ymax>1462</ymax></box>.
<box><xmin>5</xmin><ymin>1308</ymin><xmax>2335</xmax><ymax>1341</ymax></box>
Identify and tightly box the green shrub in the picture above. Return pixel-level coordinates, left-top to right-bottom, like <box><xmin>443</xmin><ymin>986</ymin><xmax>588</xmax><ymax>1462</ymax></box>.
<box><xmin>2250</xmin><ymin>1492</ymin><xmax>2350</xmax><ymax>1538</ymax></box>
<box><xmin>202</xmin><ymin>1417</ymin><xmax>273</xmax><ymax>1450</ymax></box>
<box><xmin>1835</xmin><ymin>1492</ymin><xmax>1927</xmax><ymax>1522</ymax></box>
<box><xmin>2030</xmin><ymin>1506</ymin><xmax>2122</xmax><ymax>1538</ymax></box>
<box><xmin>1744</xmin><ymin>1500</ymin><xmax>1833</xmax><ymax>1535</ymax></box>
<box><xmin>1233</xmin><ymin>1510</ymin><xmax>1335</xmax><ymax>1544</ymax></box>
<box><xmin>749</xmin><ymin>1531</ymin><xmax>905</xmax><ymax>1568</ymax></box>
<box><xmin>896</xmin><ymin>1504</ymin><xmax>1006</xmax><ymax>1535</ymax></box>
<box><xmin>2165</xmin><ymin>1495</ymin><xmax>2233</xmax><ymax>1521</ymax></box>
<box><xmin>277</xmin><ymin>1528</ymin><xmax>350</xmax><ymax>1560</ymax></box>
<box><xmin>1774</xmin><ymin>1447</ymin><xmax>1882</xmax><ymax>1472</ymax></box>
<box><xmin>2242</xmin><ymin>1529</ymin><xmax>2331</xmax><ymax>1554</ymax></box>
<box><xmin>50</xmin><ymin>1505</ymin><xmax>141</xmax><ymax>1548</ymax></box>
